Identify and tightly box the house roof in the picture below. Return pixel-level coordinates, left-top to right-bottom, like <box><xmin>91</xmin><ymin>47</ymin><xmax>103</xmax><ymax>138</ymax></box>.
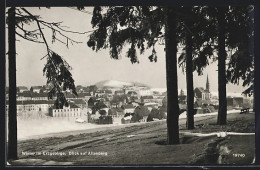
<box><xmin>109</xmin><ymin>108</ymin><xmax>124</xmax><ymax>115</ymax></box>
<box><xmin>127</xmin><ymin>91</ymin><xmax>137</xmax><ymax>95</ymax></box>
<box><xmin>15</xmin><ymin>100</ymin><xmax>54</xmax><ymax>105</ymax></box>
<box><xmin>23</xmin><ymin>93</ymin><xmax>32</xmax><ymax>97</ymax></box>
<box><xmin>18</xmin><ymin>86</ymin><xmax>28</xmax><ymax>90</ymax></box>
<box><xmin>69</xmin><ymin>103</ymin><xmax>80</xmax><ymax>108</ymax></box>
<box><xmin>195</xmin><ymin>87</ymin><xmax>205</xmax><ymax>93</ymax></box>
<box><xmin>34</xmin><ymin>100</ymin><xmax>54</xmax><ymax>104</ymax></box>
<box><xmin>50</xmin><ymin>102</ymin><xmax>80</xmax><ymax>109</ymax></box>
<box><xmin>43</xmin><ymin>85</ymin><xmax>52</xmax><ymax>90</ymax></box>
<box><xmin>17</xmin><ymin>93</ymin><xmax>24</xmax><ymax>97</ymax></box>
<box><xmin>31</xmin><ymin>86</ymin><xmax>42</xmax><ymax>89</ymax></box>
<box><xmin>31</xmin><ymin>93</ymin><xmax>48</xmax><ymax>98</ymax></box>
<box><xmin>70</xmin><ymin>99</ymin><xmax>86</xmax><ymax>104</ymax></box>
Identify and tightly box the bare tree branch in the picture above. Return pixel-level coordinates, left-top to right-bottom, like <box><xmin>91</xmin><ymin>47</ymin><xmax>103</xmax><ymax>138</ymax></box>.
<box><xmin>15</xmin><ymin>31</ymin><xmax>44</xmax><ymax>43</ymax></box>
<box><xmin>21</xmin><ymin>8</ymin><xmax>51</xmax><ymax>56</ymax></box>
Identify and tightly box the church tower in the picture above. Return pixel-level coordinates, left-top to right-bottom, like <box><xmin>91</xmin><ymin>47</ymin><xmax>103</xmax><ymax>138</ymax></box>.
<box><xmin>206</xmin><ymin>74</ymin><xmax>210</xmax><ymax>92</ymax></box>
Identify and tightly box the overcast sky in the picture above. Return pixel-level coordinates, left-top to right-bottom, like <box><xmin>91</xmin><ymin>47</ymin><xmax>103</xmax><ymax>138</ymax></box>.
<box><xmin>6</xmin><ymin>7</ymin><xmax>250</xmax><ymax>94</ymax></box>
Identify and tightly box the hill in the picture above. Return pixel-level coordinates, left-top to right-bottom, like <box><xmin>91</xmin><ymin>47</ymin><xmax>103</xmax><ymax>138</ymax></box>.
<box><xmin>95</xmin><ymin>80</ymin><xmax>149</xmax><ymax>89</ymax></box>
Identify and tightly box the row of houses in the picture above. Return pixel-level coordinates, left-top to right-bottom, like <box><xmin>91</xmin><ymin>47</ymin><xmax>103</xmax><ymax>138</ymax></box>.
<box><xmin>14</xmin><ymin>91</ymin><xmax>93</xmax><ymax>101</ymax></box>
<box><xmin>6</xmin><ymin>98</ymin><xmax>86</xmax><ymax>117</ymax></box>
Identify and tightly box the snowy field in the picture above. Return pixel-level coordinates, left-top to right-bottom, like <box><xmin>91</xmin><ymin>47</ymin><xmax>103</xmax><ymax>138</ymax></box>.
<box><xmin>14</xmin><ymin>109</ymin><xmax>248</xmax><ymax>140</ymax></box>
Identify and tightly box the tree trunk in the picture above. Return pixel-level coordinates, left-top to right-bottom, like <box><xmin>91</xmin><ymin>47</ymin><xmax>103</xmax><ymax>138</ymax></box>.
<box><xmin>185</xmin><ymin>15</ymin><xmax>195</xmax><ymax>130</ymax></box>
<box><xmin>7</xmin><ymin>7</ymin><xmax>18</xmax><ymax>160</ymax></box>
<box><xmin>217</xmin><ymin>7</ymin><xmax>227</xmax><ymax>125</ymax></box>
<box><xmin>165</xmin><ymin>7</ymin><xmax>180</xmax><ymax>144</ymax></box>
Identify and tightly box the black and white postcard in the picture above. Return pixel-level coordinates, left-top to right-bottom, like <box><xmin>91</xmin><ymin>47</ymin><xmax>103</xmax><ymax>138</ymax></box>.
<box><xmin>5</xmin><ymin>5</ymin><xmax>256</xmax><ymax>167</ymax></box>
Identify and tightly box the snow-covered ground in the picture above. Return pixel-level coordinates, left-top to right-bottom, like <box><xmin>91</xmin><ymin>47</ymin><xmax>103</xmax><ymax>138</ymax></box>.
<box><xmin>16</xmin><ymin>109</ymin><xmax>248</xmax><ymax>140</ymax></box>
<box><xmin>17</xmin><ymin>117</ymin><xmax>123</xmax><ymax>140</ymax></box>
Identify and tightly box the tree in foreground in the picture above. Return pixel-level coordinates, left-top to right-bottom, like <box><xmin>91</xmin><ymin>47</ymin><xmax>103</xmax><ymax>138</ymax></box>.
<box><xmin>178</xmin><ymin>6</ymin><xmax>216</xmax><ymax>129</ymax></box>
<box><xmin>6</xmin><ymin>7</ymin><xmax>82</xmax><ymax>160</ymax></box>
<box><xmin>203</xmin><ymin>6</ymin><xmax>254</xmax><ymax>125</ymax></box>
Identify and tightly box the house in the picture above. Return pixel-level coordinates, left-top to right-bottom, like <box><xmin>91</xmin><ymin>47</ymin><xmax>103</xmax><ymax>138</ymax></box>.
<box><xmin>141</xmin><ymin>95</ymin><xmax>154</xmax><ymax>103</ymax></box>
<box><xmin>111</xmin><ymin>102</ymin><xmax>119</xmax><ymax>108</ymax></box>
<box><xmin>127</xmin><ymin>91</ymin><xmax>138</xmax><ymax>102</ymax></box>
<box><xmin>121</xmin><ymin>104</ymin><xmax>135</xmax><ymax>114</ymax></box>
<box><xmin>64</xmin><ymin>92</ymin><xmax>77</xmax><ymax>99</ymax></box>
<box><xmin>70</xmin><ymin>99</ymin><xmax>87</xmax><ymax>109</ymax></box>
<box><xmin>16</xmin><ymin>92</ymin><xmax>27</xmax><ymax>101</ymax></box>
<box><xmin>31</xmin><ymin>92</ymin><xmax>48</xmax><ymax>101</ymax></box>
<box><xmin>17</xmin><ymin>93</ymin><xmax>25</xmax><ymax>101</ymax></box>
<box><xmin>105</xmin><ymin>90</ymin><xmax>113</xmax><ymax>94</ymax></box>
<box><xmin>16</xmin><ymin>92</ymin><xmax>35</xmax><ymax>101</ymax></box>
<box><xmin>83</xmin><ymin>93</ymin><xmax>92</xmax><ymax>102</ymax></box>
<box><xmin>17</xmin><ymin>86</ymin><xmax>28</xmax><ymax>93</ymax></box>
<box><xmin>30</xmin><ymin>86</ymin><xmax>43</xmax><ymax>93</ymax></box>
<box><xmin>115</xmin><ymin>90</ymin><xmax>125</xmax><ymax>95</ymax></box>
<box><xmin>8</xmin><ymin>100</ymin><xmax>54</xmax><ymax>112</ymax></box>
<box><xmin>138</xmin><ymin>87</ymin><xmax>152</xmax><ymax>96</ymax></box>
<box><xmin>194</xmin><ymin>87</ymin><xmax>212</xmax><ymax>100</ymax></box>
<box><xmin>49</xmin><ymin>103</ymin><xmax>81</xmax><ymax>117</ymax></box>
<box><xmin>76</xmin><ymin>85</ymin><xmax>85</xmax><ymax>93</ymax></box>
<box><xmin>104</xmin><ymin>90</ymin><xmax>113</xmax><ymax>100</ymax></box>
<box><xmin>78</xmin><ymin>93</ymin><xmax>92</xmax><ymax>101</ymax></box>
<box><xmin>95</xmin><ymin>90</ymin><xmax>106</xmax><ymax>97</ymax></box>
<box><xmin>127</xmin><ymin>91</ymin><xmax>138</xmax><ymax>97</ymax></box>
<box><xmin>23</xmin><ymin>92</ymin><xmax>33</xmax><ymax>101</ymax></box>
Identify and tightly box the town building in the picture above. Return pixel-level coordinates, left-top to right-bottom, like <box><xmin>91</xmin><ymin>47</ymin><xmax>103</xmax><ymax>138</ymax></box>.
<box><xmin>17</xmin><ymin>86</ymin><xmax>28</xmax><ymax>93</ymax></box>
<box><xmin>69</xmin><ymin>99</ymin><xmax>87</xmax><ymax>109</ymax></box>
<box><xmin>141</xmin><ymin>95</ymin><xmax>154</xmax><ymax>103</ymax></box>
<box><xmin>138</xmin><ymin>87</ymin><xmax>153</xmax><ymax>96</ymax></box>
<box><xmin>6</xmin><ymin>100</ymin><xmax>55</xmax><ymax>113</ymax></box>
<box><xmin>49</xmin><ymin>103</ymin><xmax>81</xmax><ymax>117</ymax></box>
<box><xmin>31</xmin><ymin>92</ymin><xmax>48</xmax><ymax>100</ymax></box>
<box><xmin>30</xmin><ymin>86</ymin><xmax>43</xmax><ymax>93</ymax></box>
<box><xmin>121</xmin><ymin>104</ymin><xmax>135</xmax><ymax>114</ymax></box>
<box><xmin>115</xmin><ymin>90</ymin><xmax>125</xmax><ymax>95</ymax></box>
<box><xmin>194</xmin><ymin>75</ymin><xmax>212</xmax><ymax>100</ymax></box>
